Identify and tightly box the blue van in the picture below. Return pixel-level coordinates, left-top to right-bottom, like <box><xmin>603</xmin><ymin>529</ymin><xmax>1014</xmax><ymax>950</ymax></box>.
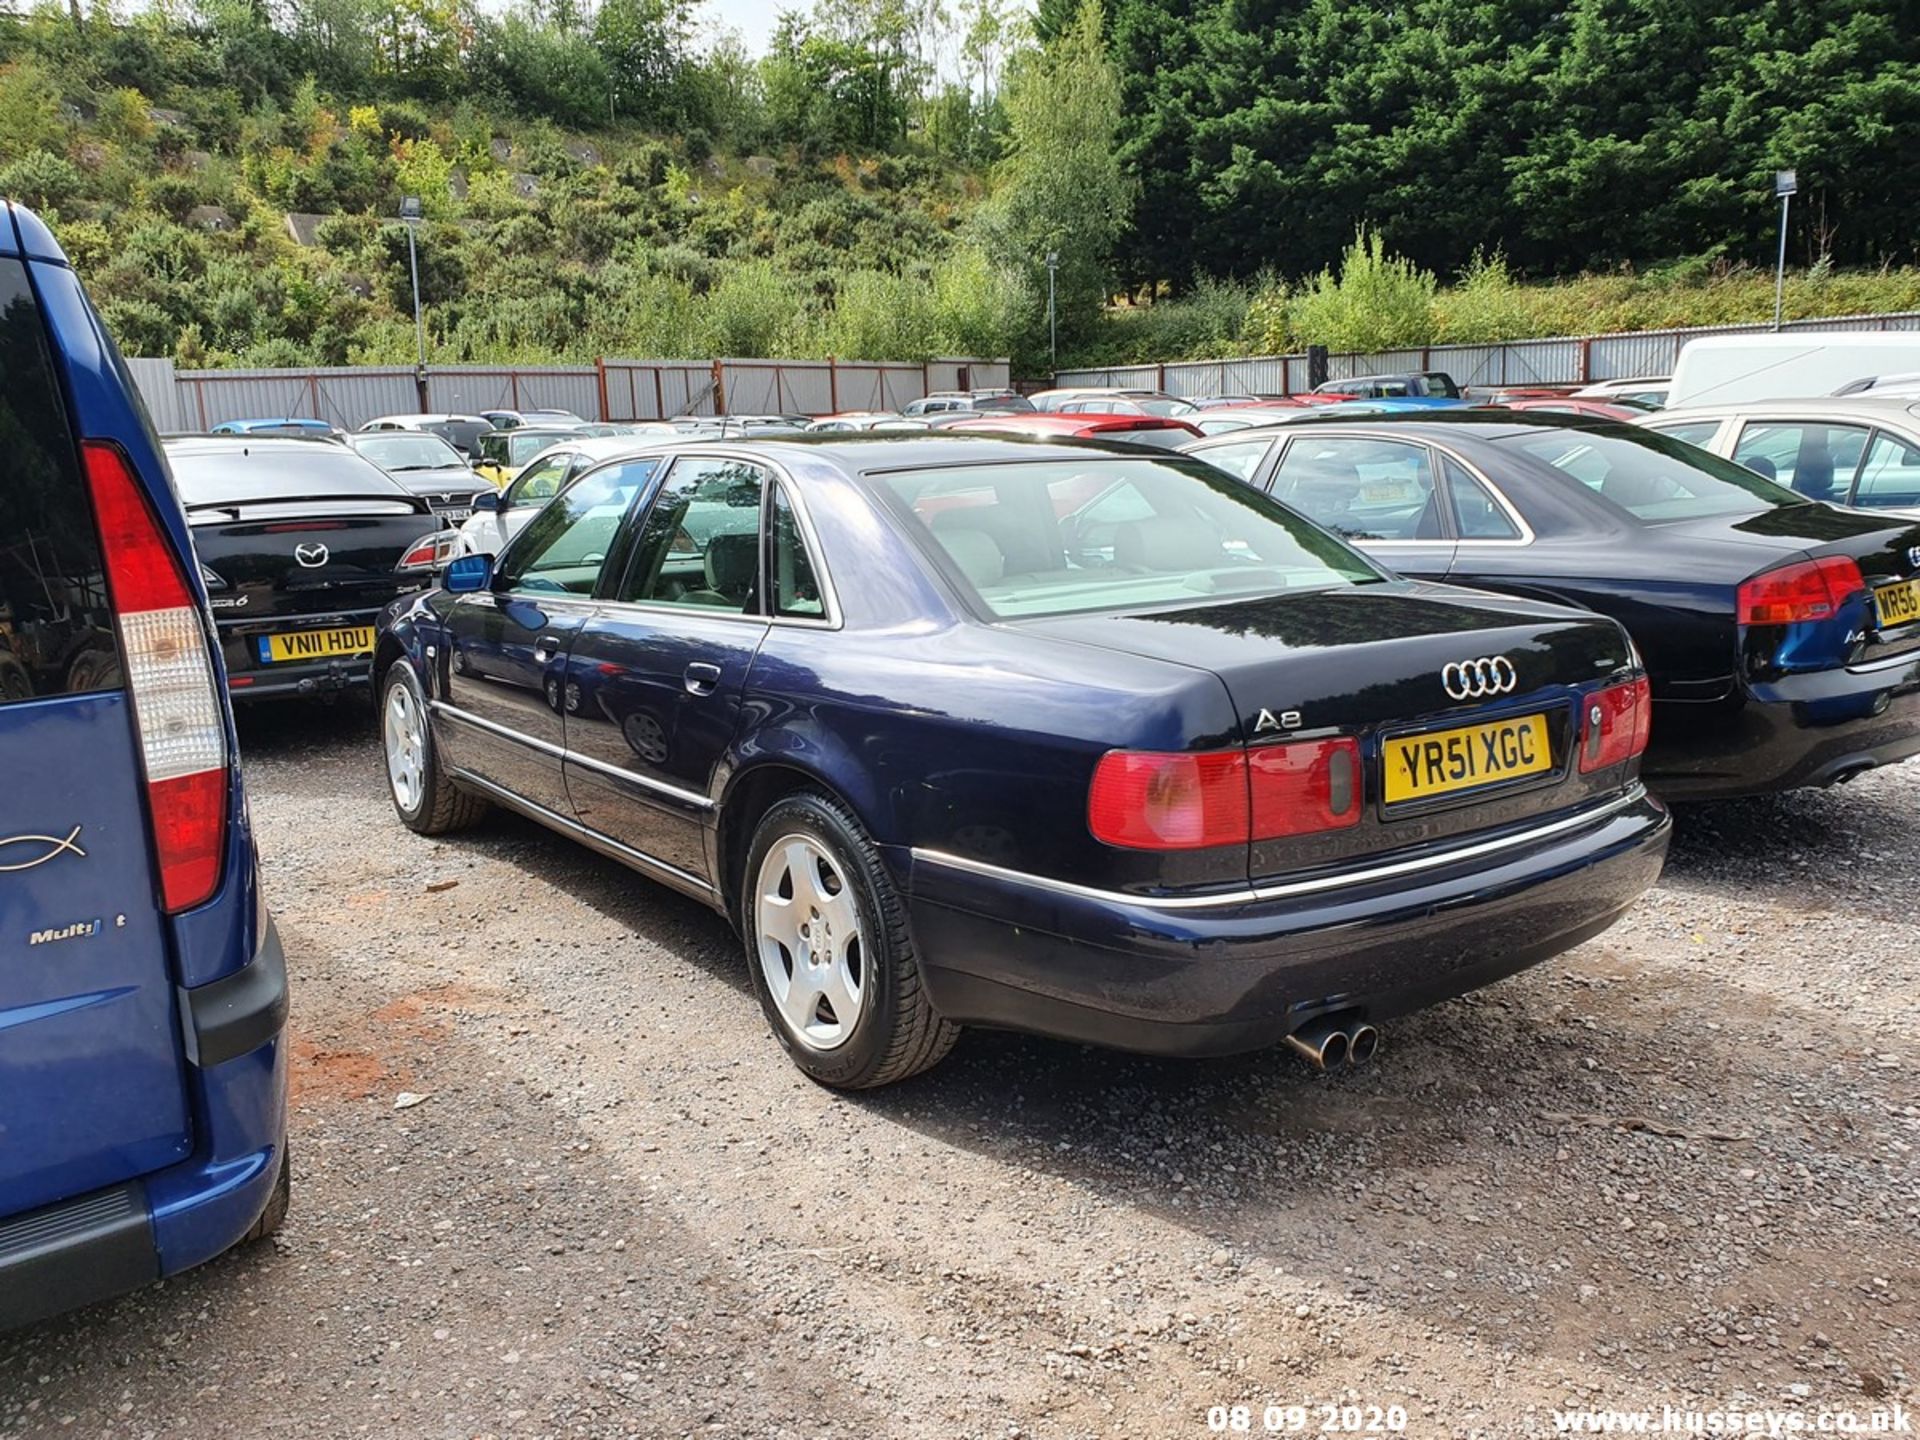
<box><xmin>0</xmin><ymin>202</ymin><xmax>289</xmax><ymax>1328</ymax></box>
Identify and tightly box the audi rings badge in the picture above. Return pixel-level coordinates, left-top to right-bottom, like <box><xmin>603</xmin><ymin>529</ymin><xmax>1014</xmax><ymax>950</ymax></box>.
<box><xmin>1441</xmin><ymin>656</ymin><xmax>1518</xmax><ymax>701</ymax></box>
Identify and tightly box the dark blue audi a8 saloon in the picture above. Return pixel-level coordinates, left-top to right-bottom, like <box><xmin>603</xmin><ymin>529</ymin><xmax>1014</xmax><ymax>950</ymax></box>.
<box><xmin>374</xmin><ymin>435</ymin><xmax>1671</xmax><ymax>1088</ymax></box>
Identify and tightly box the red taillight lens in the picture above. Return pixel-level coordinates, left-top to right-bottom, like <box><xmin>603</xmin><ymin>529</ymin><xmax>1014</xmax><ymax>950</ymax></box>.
<box><xmin>399</xmin><ymin>531</ymin><xmax>457</xmax><ymax>571</ymax></box>
<box><xmin>1088</xmin><ymin>738</ymin><xmax>1365</xmax><ymax>850</ymax></box>
<box><xmin>1248</xmin><ymin>736</ymin><xmax>1362</xmax><ymax>840</ymax></box>
<box><xmin>1737</xmin><ymin>556</ymin><xmax>1864</xmax><ymax>626</ymax></box>
<box><xmin>1087</xmin><ymin>750</ymin><xmax>1249</xmax><ymax>850</ymax></box>
<box><xmin>84</xmin><ymin>440</ymin><xmax>230</xmax><ymax>912</ymax></box>
<box><xmin>1578</xmin><ymin>677</ymin><xmax>1652</xmax><ymax>774</ymax></box>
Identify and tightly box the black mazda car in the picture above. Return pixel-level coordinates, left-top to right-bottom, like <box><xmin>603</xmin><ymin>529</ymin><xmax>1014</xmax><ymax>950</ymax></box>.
<box><xmin>164</xmin><ymin>436</ymin><xmax>453</xmax><ymax>701</ymax></box>
<box><xmin>1184</xmin><ymin>412</ymin><xmax>1920</xmax><ymax>798</ymax></box>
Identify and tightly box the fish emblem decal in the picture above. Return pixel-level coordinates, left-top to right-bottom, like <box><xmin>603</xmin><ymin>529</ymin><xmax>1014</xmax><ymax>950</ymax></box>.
<box><xmin>0</xmin><ymin>825</ymin><xmax>87</xmax><ymax>873</ymax></box>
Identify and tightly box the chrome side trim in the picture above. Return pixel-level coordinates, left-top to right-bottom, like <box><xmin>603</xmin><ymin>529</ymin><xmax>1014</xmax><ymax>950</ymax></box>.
<box><xmin>431</xmin><ymin>700</ymin><xmax>718</xmax><ymax>811</ymax></box>
<box><xmin>449</xmin><ymin>767</ymin><xmax>714</xmax><ymax>898</ymax></box>
<box><xmin>563</xmin><ymin>745</ymin><xmax>716</xmax><ymax>811</ymax></box>
<box><xmin>911</xmin><ymin>786</ymin><xmax>1650</xmax><ymax>912</ymax></box>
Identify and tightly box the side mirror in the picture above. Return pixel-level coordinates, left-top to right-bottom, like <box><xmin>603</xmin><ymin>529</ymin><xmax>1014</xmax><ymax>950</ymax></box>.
<box><xmin>445</xmin><ymin>553</ymin><xmax>493</xmax><ymax>593</ymax></box>
<box><xmin>472</xmin><ymin>490</ymin><xmax>502</xmax><ymax>513</ymax></box>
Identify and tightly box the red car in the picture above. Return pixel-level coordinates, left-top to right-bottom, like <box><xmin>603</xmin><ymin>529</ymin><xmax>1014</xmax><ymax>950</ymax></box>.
<box><xmin>943</xmin><ymin>412</ymin><xmax>1202</xmax><ymax>449</ymax></box>
<box><xmin>1492</xmin><ymin>397</ymin><xmax>1649</xmax><ymax>422</ymax></box>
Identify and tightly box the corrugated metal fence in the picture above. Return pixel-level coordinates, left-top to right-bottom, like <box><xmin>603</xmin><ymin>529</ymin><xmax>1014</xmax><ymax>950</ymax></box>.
<box><xmin>133</xmin><ymin>355</ymin><xmax>1012</xmax><ymax>431</ymax></box>
<box><xmin>1052</xmin><ymin>311</ymin><xmax>1920</xmax><ymax>395</ymax></box>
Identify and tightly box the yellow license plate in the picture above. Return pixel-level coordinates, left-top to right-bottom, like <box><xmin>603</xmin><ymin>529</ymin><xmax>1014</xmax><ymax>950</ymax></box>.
<box><xmin>1874</xmin><ymin>578</ymin><xmax>1920</xmax><ymax>629</ymax></box>
<box><xmin>257</xmin><ymin>626</ymin><xmax>375</xmax><ymax>663</ymax></box>
<box><xmin>1383</xmin><ymin>712</ymin><xmax>1552</xmax><ymax>805</ymax></box>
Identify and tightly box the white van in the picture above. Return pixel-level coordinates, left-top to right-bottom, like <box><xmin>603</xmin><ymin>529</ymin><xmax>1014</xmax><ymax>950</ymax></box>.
<box><xmin>1668</xmin><ymin>331</ymin><xmax>1920</xmax><ymax>408</ymax></box>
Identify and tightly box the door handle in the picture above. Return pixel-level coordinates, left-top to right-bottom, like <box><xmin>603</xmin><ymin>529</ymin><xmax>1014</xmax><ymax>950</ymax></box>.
<box><xmin>684</xmin><ymin>662</ymin><xmax>723</xmax><ymax>696</ymax></box>
<box><xmin>533</xmin><ymin>634</ymin><xmax>563</xmax><ymax>664</ymax></box>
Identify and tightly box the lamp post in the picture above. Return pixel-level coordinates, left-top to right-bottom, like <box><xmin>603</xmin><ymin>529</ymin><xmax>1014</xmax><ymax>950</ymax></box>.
<box><xmin>1045</xmin><ymin>250</ymin><xmax>1059</xmax><ymax>376</ymax></box>
<box><xmin>1772</xmin><ymin>170</ymin><xmax>1796</xmax><ymax>332</ymax></box>
<box><xmin>399</xmin><ymin>195</ymin><xmax>428</xmax><ymax>407</ymax></box>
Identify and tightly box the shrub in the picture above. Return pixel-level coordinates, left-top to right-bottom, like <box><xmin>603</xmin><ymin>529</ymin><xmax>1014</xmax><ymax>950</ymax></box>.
<box><xmin>1287</xmin><ymin>228</ymin><xmax>1437</xmax><ymax>353</ymax></box>
<box><xmin>0</xmin><ymin>150</ymin><xmax>85</xmax><ymax>210</ymax></box>
<box><xmin>0</xmin><ymin>59</ymin><xmax>66</xmax><ymax>164</ymax></box>
<box><xmin>1433</xmin><ymin>250</ymin><xmax>1537</xmax><ymax>344</ymax></box>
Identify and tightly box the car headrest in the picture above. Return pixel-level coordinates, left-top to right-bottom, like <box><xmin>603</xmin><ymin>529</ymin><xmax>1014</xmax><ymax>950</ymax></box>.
<box><xmin>935</xmin><ymin>526</ymin><xmax>1006</xmax><ymax>588</ymax></box>
<box><xmin>704</xmin><ymin>530</ymin><xmax>760</xmax><ymax>595</ymax></box>
<box><xmin>1601</xmin><ymin>470</ymin><xmax>1666</xmax><ymax>509</ymax></box>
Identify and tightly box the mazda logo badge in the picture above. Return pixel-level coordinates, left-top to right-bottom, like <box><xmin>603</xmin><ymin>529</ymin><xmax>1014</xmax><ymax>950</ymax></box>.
<box><xmin>1441</xmin><ymin>656</ymin><xmax>1518</xmax><ymax>700</ymax></box>
<box><xmin>294</xmin><ymin>542</ymin><xmax>330</xmax><ymax>568</ymax></box>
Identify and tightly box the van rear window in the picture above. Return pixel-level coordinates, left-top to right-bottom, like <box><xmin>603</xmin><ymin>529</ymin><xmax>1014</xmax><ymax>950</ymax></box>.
<box><xmin>0</xmin><ymin>259</ymin><xmax>120</xmax><ymax>703</ymax></box>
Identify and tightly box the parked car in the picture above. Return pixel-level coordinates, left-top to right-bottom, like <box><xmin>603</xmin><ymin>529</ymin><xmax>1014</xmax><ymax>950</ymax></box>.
<box><xmin>359</xmin><ymin>412</ymin><xmax>493</xmax><ymax>459</ymax></box>
<box><xmin>1666</xmin><ymin>332</ymin><xmax>1920</xmax><ymax>409</ymax></box>
<box><xmin>1186</xmin><ymin>394</ymin><xmax>1301</xmax><ymax>410</ymax></box>
<box><xmin>375</xmin><ymin>434</ymin><xmax>1668</xmax><ymax>1088</ymax></box>
<box><xmin>1187</xmin><ymin>406</ymin><xmax>1310</xmax><ymax>436</ymax></box>
<box><xmin>901</xmin><ymin>391</ymin><xmax>1033</xmax><ymax>417</ymax></box>
<box><xmin>1312</xmin><ymin>372</ymin><xmax>1462</xmax><ymax>403</ymax></box>
<box><xmin>942</xmin><ymin>411</ymin><xmax>1201</xmax><ymax>448</ymax></box>
<box><xmin>0</xmin><ymin>201</ymin><xmax>289</xmax><ymax>1329</ymax></box>
<box><xmin>210</xmin><ymin>416</ymin><xmax>347</xmax><ymax>440</ymax></box>
<box><xmin>1492</xmin><ymin>397</ymin><xmax>1651</xmax><ymax>422</ymax></box>
<box><xmin>1571</xmin><ymin>377</ymin><xmax>1671</xmax><ymax>409</ymax></box>
<box><xmin>473</xmin><ymin>425</ymin><xmax>600</xmax><ymax>488</ymax></box>
<box><xmin>347</xmin><ymin>430</ymin><xmax>491</xmax><ymax>520</ymax></box>
<box><xmin>455</xmin><ymin>436</ymin><xmax>668</xmax><ymax>557</ymax></box>
<box><xmin>1835</xmin><ymin>370</ymin><xmax>1920</xmax><ymax>399</ymax></box>
<box><xmin>806</xmin><ymin>412</ymin><xmax>905</xmax><ymax>432</ymax></box>
<box><xmin>166</xmin><ymin>436</ymin><xmax>451</xmax><ymax>701</ymax></box>
<box><xmin>1634</xmin><ymin>398</ymin><xmax>1920</xmax><ymax>517</ymax></box>
<box><xmin>1028</xmin><ymin>387</ymin><xmax>1197</xmax><ymax>416</ymax></box>
<box><xmin>1183</xmin><ymin>411</ymin><xmax>1920</xmax><ymax>798</ymax></box>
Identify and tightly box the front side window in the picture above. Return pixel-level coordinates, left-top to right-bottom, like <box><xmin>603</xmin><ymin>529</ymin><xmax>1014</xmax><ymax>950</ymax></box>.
<box><xmin>1732</xmin><ymin>422</ymin><xmax>1871</xmax><ymax>502</ymax></box>
<box><xmin>1855</xmin><ymin>432</ymin><xmax>1920</xmax><ymax>510</ymax></box>
<box><xmin>1192</xmin><ymin>439</ymin><xmax>1274</xmax><ymax>482</ymax></box>
<box><xmin>0</xmin><ymin>259</ymin><xmax>117</xmax><ymax>704</ymax></box>
<box><xmin>1499</xmin><ymin>427</ymin><xmax>1806</xmax><ymax>522</ymax></box>
<box><xmin>1270</xmin><ymin>437</ymin><xmax>1442</xmax><ymax>541</ymax></box>
<box><xmin>875</xmin><ymin>457</ymin><xmax>1383</xmax><ymax>620</ymax></box>
<box><xmin>495</xmin><ymin>460</ymin><xmax>655</xmax><ymax>596</ymax></box>
<box><xmin>619</xmin><ymin>457</ymin><xmax>767</xmax><ymax>613</ymax></box>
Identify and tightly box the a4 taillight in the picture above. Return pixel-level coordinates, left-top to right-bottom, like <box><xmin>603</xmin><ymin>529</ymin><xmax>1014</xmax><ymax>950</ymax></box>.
<box><xmin>1577</xmin><ymin>676</ymin><xmax>1651</xmax><ymax>774</ymax></box>
<box><xmin>1087</xmin><ymin>737</ymin><xmax>1361</xmax><ymax>850</ymax></box>
<box><xmin>83</xmin><ymin>439</ymin><xmax>229</xmax><ymax>913</ymax></box>
<box><xmin>1737</xmin><ymin>556</ymin><xmax>1864</xmax><ymax>626</ymax></box>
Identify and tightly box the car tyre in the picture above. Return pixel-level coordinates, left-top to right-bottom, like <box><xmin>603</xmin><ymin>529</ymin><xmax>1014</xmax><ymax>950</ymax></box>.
<box><xmin>741</xmin><ymin>792</ymin><xmax>958</xmax><ymax>1089</ymax></box>
<box><xmin>242</xmin><ymin>1145</ymin><xmax>291</xmax><ymax>1243</ymax></box>
<box><xmin>381</xmin><ymin>660</ymin><xmax>487</xmax><ymax>835</ymax></box>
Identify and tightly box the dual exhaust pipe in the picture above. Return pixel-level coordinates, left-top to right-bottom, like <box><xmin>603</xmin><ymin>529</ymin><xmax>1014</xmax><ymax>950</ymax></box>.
<box><xmin>1284</xmin><ymin>1015</ymin><xmax>1380</xmax><ymax>1072</ymax></box>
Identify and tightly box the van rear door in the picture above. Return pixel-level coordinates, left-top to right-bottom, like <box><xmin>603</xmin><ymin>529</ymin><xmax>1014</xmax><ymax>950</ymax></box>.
<box><xmin>0</xmin><ymin>240</ymin><xmax>193</xmax><ymax>1218</ymax></box>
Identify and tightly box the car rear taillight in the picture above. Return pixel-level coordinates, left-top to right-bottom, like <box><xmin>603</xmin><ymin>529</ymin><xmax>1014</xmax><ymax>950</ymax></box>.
<box><xmin>1088</xmin><ymin>737</ymin><xmax>1363</xmax><ymax>850</ymax></box>
<box><xmin>1737</xmin><ymin>556</ymin><xmax>1864</xmax><ymax>625</ymax></box>
<box><xmin>399</xmin><ymin>530</ymin><xmax>459</xmax><ymax>571</ymax></box>
<box><xmin>1247</xmin><ymin>736</ymin><xmax>1361</xmax><ymax>839</ymax></box>
<box><xmin>1578</xmin><ymin>677</ymin><xmax>1652</xmax><ymax>774</ymax></box>
<box><xmin>1088</xmin><ymin>750</ymin><xmax>1248</xmax><ymax>850</ymax></box>
<box><xmin>84</xmin><ymin>440</ymin><xmax>229</xmax><ymax>912</ymax></box>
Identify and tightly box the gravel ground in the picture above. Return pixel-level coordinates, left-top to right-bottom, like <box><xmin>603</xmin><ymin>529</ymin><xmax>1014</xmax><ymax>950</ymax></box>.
<box><xmin>3</xmin><ymin>703</ymin><xmax>1917</xmax><ymax>1439</ymax></box>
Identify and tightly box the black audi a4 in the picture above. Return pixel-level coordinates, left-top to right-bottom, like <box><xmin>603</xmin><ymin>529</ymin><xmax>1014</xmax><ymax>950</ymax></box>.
<box><xmin>1185</xmin><ymin>412</ymin><xmax>1920</xmax><ymax>799</ymax></box>
<box><xmin>375</xmin><ymin>435</ymin><xmax>1669</xmax><ymax>1087</ymax></box>
<box><xmin>164</xmin><ymin>436</ymin><xmax>452</xmax><ymax>700</ymax></box>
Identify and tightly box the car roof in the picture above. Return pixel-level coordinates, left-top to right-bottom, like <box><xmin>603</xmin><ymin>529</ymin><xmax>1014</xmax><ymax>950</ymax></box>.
<box><xmin>1210</xmin><ymin>409</ymin><xmax>1602</xmax><ymax>442</ymax></box>
<box><xmin>167</xmin><ymin>434</ymin><xmax>350</xmax><ymax>456</ymax></box>
<box><xmin>1639</xmin><ymin>396</ymin><xmax>1920</xmax><ymax>422</ymax></box>
<box><xmin>1189</xmin><ymin>407</ymin><xmax>1310</xmax><ymax>427</ymax></box>
<box><xmin>647</xmin><ymin>432</ymin><xmax>1212</xmax><ymax>474</ymax></box>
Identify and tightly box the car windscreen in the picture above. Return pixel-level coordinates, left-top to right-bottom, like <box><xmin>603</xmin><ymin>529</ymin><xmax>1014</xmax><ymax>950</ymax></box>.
<box><xmin>353</xmin><ymin>433</ymin><xmax>466</xmax><ymax>471</ymax></box>
<box><xmin>1498</xmin><ymin>426</ymin><xmax>1807</xmax><ymax>522</ymax></box>
<box><xmin>873</xmin><ymin>456</ymin><xmax>1385</xmax><ymax>619</ymax></box>
<box><xmin>167</xmin><ymin>444</ymin><xmax>411</xmax><ymax>506</ymax></box>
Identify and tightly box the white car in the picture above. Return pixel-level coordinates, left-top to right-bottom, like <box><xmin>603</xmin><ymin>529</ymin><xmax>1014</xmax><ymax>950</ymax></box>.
<box><xmin>455</xmin><ymin>436</ymin><xmax>672</xmax><ymax>556</ymax></box>
<box><xmin>1635</xmin><ymin>396</ymin><xmax>1920</xmax><ymax>517</ymax></box>
<box><xmin>1571</xmin><ymin>376</ymin><xmax>1671</xmax><ymax>409</ymax></box>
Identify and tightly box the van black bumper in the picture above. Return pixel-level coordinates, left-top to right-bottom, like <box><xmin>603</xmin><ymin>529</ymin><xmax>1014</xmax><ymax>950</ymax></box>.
<box><xmin>0</xmin><ymin>1184</ymin><xmax>156</xmax><ymax>1330</ymax></box>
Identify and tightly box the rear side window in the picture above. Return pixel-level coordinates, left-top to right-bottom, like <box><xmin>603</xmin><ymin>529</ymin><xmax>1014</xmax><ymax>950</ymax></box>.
<box><xmin>1499</xmin><ymin>427</ymin><xmax>1806</xmax><ymax>523</ymax></box>
<box><xmin>1731</xmin><ymin>422</ymin><xmax>1871</xmax><ymax>502</ymax></box>
<box><xmin>0</xmin><ymin>259</ymin><xmax>119</xmax><ymax>704</ymax></box>
<box><xmin>1855</xmin><ymin>432</ymin><xmax>1920</xmax><ymax>511</ymax></box>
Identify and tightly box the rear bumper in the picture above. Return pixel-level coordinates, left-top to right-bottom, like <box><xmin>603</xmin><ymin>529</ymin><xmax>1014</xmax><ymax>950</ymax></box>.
<box><xmin>1646</xmin><ymin>654</ymin><xmax>1920</xmax><ymax>799</ymax></box>
<box><xmin>905</xmin><ymin>790</ymin><xmax>1670</xmax><ymax>1058</ymax></box>
<box><xmin>225</xmin><ymin>656</ymin><xmax>372</xmax><ymax>701</ymax></box>
<box><xmin>0</xmin><ymin>922</ymin><xmax>290</xmax><ymax>1330</ymax></box>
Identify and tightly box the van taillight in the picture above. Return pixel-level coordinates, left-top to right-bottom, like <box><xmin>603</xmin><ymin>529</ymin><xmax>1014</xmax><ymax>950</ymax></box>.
<box><xmin>1088</xmin><ymin>737</ymin><xmax>1363</xmax><ymax>850</ymax></box>
<box><xmin>1737</xmin><ymin>556</ymin><xmax>1864</xmax><ymax>625</ymax></box>
<box><xmin>84</xmin><ymin>440</ymin><xmax>229</xmax><ymax>912</ymax></box>
<box><xmin>1578</xmin><ymin>677</ymin><xmax>1652</xmax><ymax>774</ymax></box>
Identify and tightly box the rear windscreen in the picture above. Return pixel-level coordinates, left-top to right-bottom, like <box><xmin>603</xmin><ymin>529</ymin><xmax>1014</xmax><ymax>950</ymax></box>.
<box><xmin>165</xmin><ymin>444</ymin><xmax>411</xmax><ymax>507</ymax></box>
<box><xmin>0</xmin><ymin>258</ymin><xmax>120</xmax><ymax>703</ymax></box>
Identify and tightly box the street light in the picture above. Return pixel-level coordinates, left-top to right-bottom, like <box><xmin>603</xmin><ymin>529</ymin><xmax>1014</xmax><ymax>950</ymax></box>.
<box><xmin>1045</xmin><ymin>250</ymin><xmax>1059</xmax><ymax>375</ymax></box>
<box><xmin>399</xmin><ymin>195</ymin><xmax>427</xmax><ymax>404</ymax></box>
<box><xmin>1772</xmin><ymin>170</ymin><xmax>1796</xmax><ymax>331</ymax></box>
